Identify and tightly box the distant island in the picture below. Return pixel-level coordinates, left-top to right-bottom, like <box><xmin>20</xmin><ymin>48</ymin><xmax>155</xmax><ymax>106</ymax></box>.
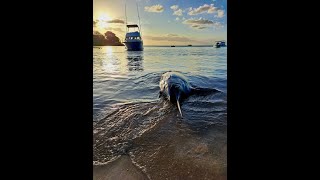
<box><xmin>93</xmin><ymin>31</ymin><xmax>124</xmax><ymax>46</ymax></box>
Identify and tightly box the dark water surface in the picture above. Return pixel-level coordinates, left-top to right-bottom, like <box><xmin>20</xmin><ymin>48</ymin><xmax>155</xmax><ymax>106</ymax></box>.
<box><xmin>93</xmin><ymin>46</ymin><xmax>227</xmax><ymax>180</ymax></box>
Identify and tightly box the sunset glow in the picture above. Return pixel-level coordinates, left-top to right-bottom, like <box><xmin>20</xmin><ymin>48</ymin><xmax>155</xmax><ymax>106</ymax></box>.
<box><xmin>93</xmin><ymin>0</ymin><xmax>227</xmax><ymax>45</ymax></box>
<box><xmin>96</xmin><ymin>13</ymin><xmax>111</xmax><ymax>29</ymax></box>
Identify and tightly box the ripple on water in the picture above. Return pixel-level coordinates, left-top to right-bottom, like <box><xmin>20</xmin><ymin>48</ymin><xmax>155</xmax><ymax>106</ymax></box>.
<box><xmin>93</xmin><ymin>46</ymin><xmax>227</xmax><ymax>179</ymax></box>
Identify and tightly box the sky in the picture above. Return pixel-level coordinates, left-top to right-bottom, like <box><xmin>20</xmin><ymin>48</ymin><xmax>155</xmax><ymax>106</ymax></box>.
<box><xmin>93</xmin><ymin>0</ymin><xmax>227</xmax><ymax>45</ymax></box>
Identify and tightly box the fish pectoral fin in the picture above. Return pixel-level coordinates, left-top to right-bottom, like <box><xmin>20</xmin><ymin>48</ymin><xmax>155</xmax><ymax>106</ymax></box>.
<box><xmin>177</xmin><ymin>100</ymin><xmax>183</xmax><ymax>117</ymax></box>
<box><xmin>192</xmin><ymin>87</ymin><xmax>220</xmax><ymax>96</ymax></box>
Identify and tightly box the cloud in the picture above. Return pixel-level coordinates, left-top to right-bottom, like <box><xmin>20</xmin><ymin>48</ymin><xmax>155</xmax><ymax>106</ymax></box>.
<box><xmin>144</xmin><ymin>34</ymin><xmax>193</xmax><ymax>42</ymax></box>
<box><xmin>144</xmin><ymin>34</ymin><xmax>218</xmax><ymax>45</ymax></box>
<box><xmin>212</xmin><ymin>22</ymin><xmax>224</xmax><ymax>29</ymax></box>
<box><xmin>107</xmin><ymin>19</ymin><xmax>125</xmax><ymax>24</ymax></box>
<box><xmin>170</xmin><ymin>5</ymin><xmax>183</xmax><ymax>16</ymax></box>
<box><xmin>94</xmin><ymin>19</ymin><xmax>125</xmax><ymax>24</ymax></box>
<box><xmin>176</xmin><ymin>17</ymin><xmax>180</xmax><ymax>21</ymax></box>
<box><xmin>107</xmin><ymin>27</ymin><xmax>124</xmax><ymax>33</ymax></box>
<box><xmin>183</xmin><ymin>18</ymin><xmax>223</xmax><ymax>30</ymax></box>
<box><xmin>170</xmin><ymin>5</ymin><xmax>179</xmax><ymax>11</ymax></box>
<box><xmin>173</xmin><ymin>9</ymin><xmax>183</xmax><ymax>16</ymax></box>
<box><xmin>183</xmin><ymin>17</ymin><xmax>214</xmax><ymax>25</ymax></box>
<box><xmin>93</xmin><ymin>22</ymin><xmax>124</xmax><ymax>32</ymax></box>
<box><xmin>166</xmin><ymin>34</ymin><xmax>179</xmax><ymax>37</ymax></box>
<box><xmin>215</xmin><ymin>10</ymin><xmax>224</xmax><ymax>18</ymax></box>
<box><xmin>143</xmin><ymin>34</ymin><xmax>210</xmax><ymax>44</ymax></box>
<box><xmin>144</xmin><ymin>4</ymin><xmax>164</xmax><ymax>13</ymax></box>
<box><xmin>188</xmin><ymin>4</ymin><xmax>217</xmax><ymax>15</ymax></box>
<box><xmin>191</xmin><ymin>24</ymin><xmax>207</xmax><ymax>30</ymax></box>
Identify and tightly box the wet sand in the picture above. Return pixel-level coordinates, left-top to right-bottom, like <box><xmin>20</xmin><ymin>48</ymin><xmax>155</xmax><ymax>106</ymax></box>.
<box><xmin>93</xmin><ymin>155</ymin><xmax>149</xmax><ymax>180</ymax></box>
<box><xmin>93</xmin><ymin>106</ymin><xmax>227</xmax><ymax>180</ymax></box>
<box><xmin>128</xmin><ymin>120</ymin><xmax>227</xmax><ymax>180</ymax></box>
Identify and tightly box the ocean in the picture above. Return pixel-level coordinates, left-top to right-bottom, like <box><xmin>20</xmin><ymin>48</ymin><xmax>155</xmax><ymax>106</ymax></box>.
<box><xmin>93</xmin><ymin>46</ymin><xmax>227</xmax><ymax>180</ymax></box>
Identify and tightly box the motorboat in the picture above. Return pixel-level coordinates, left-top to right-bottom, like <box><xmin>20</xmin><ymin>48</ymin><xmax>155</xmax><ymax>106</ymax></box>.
<box><xmin>215</xmin><ymin>41</ymin><xmax>226</xmax><ymax>48</ymax></box>
<box><xmin>123</xmin><ymin>24</ymin><xmax>143</xmax><ymax>51</ymax></box>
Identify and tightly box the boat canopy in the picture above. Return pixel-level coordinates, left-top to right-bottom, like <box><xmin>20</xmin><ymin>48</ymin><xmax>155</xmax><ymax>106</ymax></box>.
<box><xmin>127</xmin><ymin>24</ymin><xmax>139</xmax><ymax>28</ymax></box>
<box><xmin>125</xmin><ymin>31</ymin><xmax>141</xmax><ymax>37</ymax></box>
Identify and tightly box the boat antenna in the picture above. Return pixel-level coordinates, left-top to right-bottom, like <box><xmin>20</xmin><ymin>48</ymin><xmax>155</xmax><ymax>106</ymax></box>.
<box><xmin>123</xmin><ymin>1</ymin><xmax>128</xmax><ymax>43</ymax></box>
<box><xmin>125</xmin><ymin>2</ymin><xmax>128</xmax><ymax>26</ymax></box>
<box><xmin>136</xmin><ymin>2</ymin><xmax>142</xmax><ymax>36</ymax></box>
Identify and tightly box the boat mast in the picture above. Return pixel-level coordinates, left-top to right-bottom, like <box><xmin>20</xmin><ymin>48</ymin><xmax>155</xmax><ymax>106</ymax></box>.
<box><xmin>136</xmin><ymin>2</ymin><xmax>142</xmax><ymax>36</ymax></box>
<box><xmin>125</xmin><ymin>2</ymin><xmax>128</xmax><ymax>32</ymax></box>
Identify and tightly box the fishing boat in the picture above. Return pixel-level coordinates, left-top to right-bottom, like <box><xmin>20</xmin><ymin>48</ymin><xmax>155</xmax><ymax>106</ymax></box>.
<box><xmin>215</xmin><ymin>41</ymin><xmax>226</xmax><ymax>48</ymax></box>
<box><xmin>123</xmin><ymin>24</ymin><xmax>143</xmax><ymax>51</ymax></box>
<box><xmin>123</xmin><ymin>3</ymin><xmax>143</xmax><ymax>51</ymax></box>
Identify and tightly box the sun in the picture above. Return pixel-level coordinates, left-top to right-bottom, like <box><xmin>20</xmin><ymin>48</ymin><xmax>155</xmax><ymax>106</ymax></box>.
<box><xmin>97</xmin><ymin>13</ymin><xmax>111</xmax><ymax>29</ymax></box>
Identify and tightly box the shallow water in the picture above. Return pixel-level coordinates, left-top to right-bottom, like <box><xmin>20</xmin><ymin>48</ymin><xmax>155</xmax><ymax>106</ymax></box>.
<box><xmin>93</xmin><ymin>46</ymin><xmax>227</xmax><ymax>179</ymax></box>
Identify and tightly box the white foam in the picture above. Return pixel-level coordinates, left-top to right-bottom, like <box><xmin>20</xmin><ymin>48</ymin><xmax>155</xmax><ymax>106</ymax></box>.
<box><xmin>93</xmin><ymin>155</ymin><xmax>121</xmax><ymax>166</ymax></box>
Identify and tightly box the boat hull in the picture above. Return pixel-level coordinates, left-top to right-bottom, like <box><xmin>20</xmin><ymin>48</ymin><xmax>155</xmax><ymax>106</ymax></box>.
<box><xmin>124</xmin><ymin>41</ymin><xmax>144</xmax><ymax>51</ymax></box>
<box><xmin>215</xmin><ymin>44</ymin><xmax>226</xmax><ymax>48</ymax></box>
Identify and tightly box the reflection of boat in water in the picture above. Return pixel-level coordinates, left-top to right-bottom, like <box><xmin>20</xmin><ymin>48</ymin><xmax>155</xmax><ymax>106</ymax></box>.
<box><xmin>126</xmin><ymin>51</ymin><xmax>144</xmax><ymax>71</ymax></box>
<box><xmin>123</xmin><ymin>3</ymin><xmax>143</xmax><ymax>51</ymax></box>
<box><xmin>215</xmin><ymin>41</ymin><xmax>226</xmax><ymax>48</ymax></box>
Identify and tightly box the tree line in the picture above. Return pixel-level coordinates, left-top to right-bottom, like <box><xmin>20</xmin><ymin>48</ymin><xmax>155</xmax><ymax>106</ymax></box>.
<box><xmin>93</xmin><ymin>31</ymin><xmax>124</xmax><ymax>46</ymax></box>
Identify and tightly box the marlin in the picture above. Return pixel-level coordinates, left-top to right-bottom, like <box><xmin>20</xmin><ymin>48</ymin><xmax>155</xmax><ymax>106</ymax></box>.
<box><xmin>159</xmin><ymin>71</ymin><xmax>219</xmax><ymax>117</ymax></box>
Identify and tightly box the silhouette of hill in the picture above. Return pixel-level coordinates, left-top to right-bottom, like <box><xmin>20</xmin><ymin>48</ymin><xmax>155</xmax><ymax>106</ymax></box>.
<box><xmin>93</xmin><ymin>31</ymin><xmax>124</xmax><ymax>46</ymax></box>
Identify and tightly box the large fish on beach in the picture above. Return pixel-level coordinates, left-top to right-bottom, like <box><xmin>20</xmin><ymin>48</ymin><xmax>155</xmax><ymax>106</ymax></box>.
<box><xmin>159</xmin><ymin>71</ymin><xmax>219</xmax><ymax>117</ymax></box>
